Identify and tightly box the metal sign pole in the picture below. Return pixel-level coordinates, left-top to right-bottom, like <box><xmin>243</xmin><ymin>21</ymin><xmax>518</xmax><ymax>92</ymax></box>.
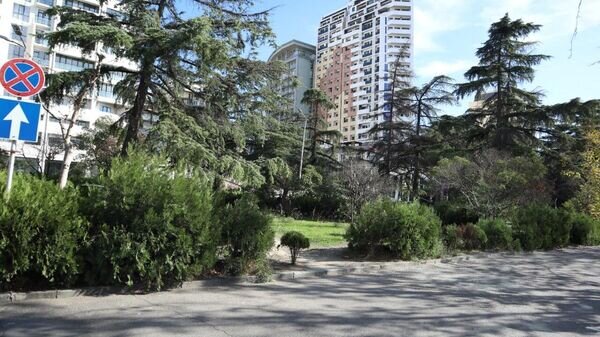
<box><xmin>5</xmin><ymin>139</ymin><xmax>17</xmax><ymax>196</ymax></box>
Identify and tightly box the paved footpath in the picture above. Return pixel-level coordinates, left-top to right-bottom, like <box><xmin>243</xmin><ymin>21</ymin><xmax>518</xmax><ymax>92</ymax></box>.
<box><xmin>1</xmin><ymin>247</ymin><xmax>600</xmax><ymax>337</ymax></box>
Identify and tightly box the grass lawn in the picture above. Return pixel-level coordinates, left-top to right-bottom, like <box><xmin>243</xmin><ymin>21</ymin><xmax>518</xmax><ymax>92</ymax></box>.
<box><xmin>272</xmin><ymin>217</ymin><xmax>349</xmax><ymax>248</ymax></box>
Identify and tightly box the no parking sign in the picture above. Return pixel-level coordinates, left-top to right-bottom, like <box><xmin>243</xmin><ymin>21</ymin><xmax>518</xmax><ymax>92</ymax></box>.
<box><xmin>0</xmin><ymin>58</ymin><xmax>45</xmax><ymax>97</ymax></box>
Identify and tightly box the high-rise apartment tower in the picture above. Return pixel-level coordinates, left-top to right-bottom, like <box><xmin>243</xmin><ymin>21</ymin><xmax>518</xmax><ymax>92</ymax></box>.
<box><xmin>268</xmin><ymin>40</ymin><xmax>316</xmax><ymax>115</ymax></box>
<box><xmin>315</xmin><ymin>0</ymin><xmax>413</xmax><ymax>145</ymax></box>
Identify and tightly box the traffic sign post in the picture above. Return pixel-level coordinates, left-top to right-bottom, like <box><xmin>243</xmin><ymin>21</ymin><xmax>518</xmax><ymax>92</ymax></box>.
<box><xmin>1</xmin><ymin>58</ymin><xmax>45</xmax><ymax>196</ymax></box>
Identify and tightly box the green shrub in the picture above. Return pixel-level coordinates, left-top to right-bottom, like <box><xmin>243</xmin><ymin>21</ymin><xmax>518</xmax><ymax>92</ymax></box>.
<box><xmin>570</xmin><ymin>212</ymin><xmax>600</xmax><ymax>246</ymax></box>
<box><xmin>512</xmin><ymin>204</ymin><xmax>572</xmax><ymax>251</ymax></box>
<box><xmin>460</xmin><ymin>223</ymin><xmax>487</xmax><ymax>251</ymax></box>
<box><xmin>477</xmin><ymin>219</ymin><xmax>514</xmax><ymax>250</ymax></box>
<box><xmin>434</xmin><ymin>201</ymin><xmax>479</xmax><ymax>226</ymax></box>
<box><xmin>346</xmin><ymin>200</ymin><xmax>442</xmax><ymax>260</ymax></box>
<box><xmin>216</xmin><ymin>195</ymin><xmax>274</xmax><ymax>274</ymax></box>
<box><xmin>80</xmin><ymin>151</ymin><xmax>217</xmax><ymax>290</ymax></box>
<box><xmin>280</xmin><ymin>231</ymin><xmax>310</xmax><ymax>265</ymax></box>
<box><xmin>443</xmin><ymin>225</ymin><xmax>462</xmax><ymax>252</ymax></box>
<box><xmin>0</xmin><ymin>172</ymin><xmax>86</xmax><ymax>291</ymax></box>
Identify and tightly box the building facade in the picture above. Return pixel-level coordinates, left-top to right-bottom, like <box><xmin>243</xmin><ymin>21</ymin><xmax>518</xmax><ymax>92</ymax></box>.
<box><xmin>315</xmin><ymin>0</ymin><xmax>413</xmax><ymax>145</ymax></box>
<box><xmin>0</xmin><ymin>0</ymin><xmax>134</xmax><ymax>172</ymax></box>
<box><xmin>268</xmin><ymin>40</ymin><xmax>316</xmax><ymax>115</ymax></box>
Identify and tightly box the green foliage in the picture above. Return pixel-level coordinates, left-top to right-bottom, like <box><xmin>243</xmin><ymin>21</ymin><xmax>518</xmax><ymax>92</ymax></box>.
<box><xmin>443</xmin><ymin>225</ymin><xmax>462</xmax><ymax>252</ymax></box>
<box><xmin>346</xmin><ymin>200</ymin><xmax>442</xmax><ymax>260</ymax></box>
<box><xmin>434</xmin><ymin>201</ymin><xmax>479</xmax><ymax>226</ymax></box>
<box><xmin>280</xmin><ymin>231</ymin><xmax>310</xmax><ymax>265</ymax></box>
<box><xmin>461</xmin><ymin>224</ymin><xmax>488</xmax><ymax>251</ymax></box>
<box><xmin>570</xmin><ymin>212</ymin><xmax>600</xmax><ymax>246</ymax></box>
<box><xmin>216</xmin><ymin>195</ymin><xmax>274</xmax><ymax>275</ymax></box>
<box><xmin>0</xmin><ymin>172</ymin><xmax>86</xmax><ymax>291</ymax></box>
<box><xmin>272</xmin><ymin>217</ymin><xmax>348</xmax><ymax>248</ymax></box>
<box><xmin>511</xmin><ymin>204</ymin><xmax>572</xmax><ymax>251</ymax></box>
<box><xmin>431</xmin><ymin>151</ymin><xmax>549</xmax><ymax>218</ymax></box>
<box><xmin>456</xmin><ymin>14</ymin><xmax>551</xmax><ymax>151</ymax></box>
<box><xmin>477</xmin><ymin>219</ymin><xmax>514</xmax><ymax>250</ymax></box>
<box><xmin>80</xmin><ymin>151</ymin><xmax>217</xmax><ymax>290</ymax></box>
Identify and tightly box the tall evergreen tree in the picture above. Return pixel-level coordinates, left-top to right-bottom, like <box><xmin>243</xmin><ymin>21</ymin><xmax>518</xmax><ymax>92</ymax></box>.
<box><xmin>45</xmin><ymin>0</ymin><xmax>283</xmax><ymax>186</ymax></box>
<box><xmin>456</xmin><ymin>14</ymin><xmax>551</xmax><ymax>152</ymax></box>
<box><xmin>300</xmin><ymin>89</ymin><xmax>340</xmax><ymax>166</ymax></box>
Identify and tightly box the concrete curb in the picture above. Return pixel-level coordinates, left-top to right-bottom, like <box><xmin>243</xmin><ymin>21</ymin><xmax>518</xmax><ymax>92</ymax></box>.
<box><xmin>0</xmin><ymin>265</ymin><xmax>388</xmax><ymax>304</ymax></box>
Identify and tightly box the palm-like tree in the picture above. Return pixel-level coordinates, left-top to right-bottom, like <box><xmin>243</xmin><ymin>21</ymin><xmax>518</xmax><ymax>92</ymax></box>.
<box><xmin>398</xmin><ymin>76</ymin><xmax>456</xmax><ymax>198</ymax></box>
<box><xmin>301</xmin><ymin>89</ymin><xmax>340</xmax><ymax>165</ymax></box>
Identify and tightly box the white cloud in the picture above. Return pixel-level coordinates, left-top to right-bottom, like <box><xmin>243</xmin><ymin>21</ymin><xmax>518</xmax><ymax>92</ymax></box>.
<box><xmin>414</xmin><ymin>0</ymin><xmax>600</xmax><ymax>56</ymax></box>
<box><xmin>416</xmin><ymin>59</ymin><xmax>474</xmax><ymax>78</ymax></box>
<box><xmin>413</xmin><ymin>0</ymin><xmax>471</xmax><ymax>54</ymax></box>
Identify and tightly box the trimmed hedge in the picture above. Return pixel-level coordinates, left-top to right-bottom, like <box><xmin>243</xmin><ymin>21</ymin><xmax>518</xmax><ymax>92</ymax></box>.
<box><xmin>346</xmin><ymin>200</ymin><xmax>442</xmax><ymax>260</ymax></box>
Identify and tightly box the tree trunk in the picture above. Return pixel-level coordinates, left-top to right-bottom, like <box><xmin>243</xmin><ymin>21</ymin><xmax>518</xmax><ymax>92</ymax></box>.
<box><xmin>411</xmin><ymin>102</ymin><xmax>422</xmax><ymax>200</ymax></box>
<box><xmin>121</xmin><ymin>66</ymin><xmax>151</xmax><ymax>156</ymax></box>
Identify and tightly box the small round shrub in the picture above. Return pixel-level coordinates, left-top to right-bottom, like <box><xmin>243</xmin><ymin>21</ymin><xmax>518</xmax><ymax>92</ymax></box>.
<box><xmin>570</xmin><ymin>212</ymin><xmax>600</xmax><ymax>246</ymax></box>
<box><xmin>0</xmin><ymin>172</ymin><xmax>87</xmax><ymax>291</ymax></box>
<box><xmin>346</xmin><ymin>200</ymin><xmax>442</xmax><ymax>260</ymax></box>
<box><xmin>280</xmin><ymin>231</ymin><xmax>310</xmax><ymax>265</ymax></box>
<box><xmin>512</xmin><ymin>204</ymin><xmax>572</xmax><ymax>251</ymax></box>
<box><xmin>477</xmin><ymin>219</ymin><xmax>513</xmax><ymax>250</ymax></box>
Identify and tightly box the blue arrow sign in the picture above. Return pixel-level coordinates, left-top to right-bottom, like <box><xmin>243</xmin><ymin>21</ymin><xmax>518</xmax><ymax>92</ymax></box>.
<box><xmin>0</xmin><ymin>97</ymin><xmax>41</xmax><ymax>142</ymax></box>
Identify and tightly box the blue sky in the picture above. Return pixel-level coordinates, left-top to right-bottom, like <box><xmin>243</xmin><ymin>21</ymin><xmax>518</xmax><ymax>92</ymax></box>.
<box><xmin>251</xmin><ymin>0</ymin><xmax>600</xmax><ymax>115</ymax></box>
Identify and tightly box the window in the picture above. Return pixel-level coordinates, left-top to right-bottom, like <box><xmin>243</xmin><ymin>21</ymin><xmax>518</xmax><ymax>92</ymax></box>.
<box><xmin>37</xmin><ymin>0</ymin><xmax>54</xmax><ymax>6</ymax></box>
<box><xmin>106</xmin><ymin>8</ymin><xmax>127</xmax><ymax>21</ymax></box>
<box><xmin>64</xmin><ymin>0</ymin><xmax>99</xmax><ymax>13</ymax></box>
<box><xmin>98</xmin><ymin>84</ymin><xmax>114</xmax><ymax>98</ymax></box>
<box><xmin>55</xmin><ymin>54</ymin><xmax>93</xmax><ymax>71</ymax></box>
<box><xmin>13</xmin><ymin>4</ymin><xmax>30</xmax><ymax>22</ymax></box>
<box><xmin>33</xmin><ymin>50</ymin><xmax>50</xmax><ymax>66</ymax></box>
<box><xmin>100</xmin><ymin>105</ymin><xmax>112</xmax><ymax>113</ymax></box>
<box><xmin>35</xmin><ymin>32</ymin><xmax>48</xmax><ymax>46</ymax></box>
<box><xmin>76</xmin><ymin>120</ymin><xmax>90</xmax><ymax>128</ymax></box>
<box><xmin>36</xmin><ymin>10</ymin><xmax>52</xmax><ymax>26</ymax></box>
<box><xmin>9</xmin><ymin>45</ymin><xmax>25</xmax><ymax>58</ymax></box>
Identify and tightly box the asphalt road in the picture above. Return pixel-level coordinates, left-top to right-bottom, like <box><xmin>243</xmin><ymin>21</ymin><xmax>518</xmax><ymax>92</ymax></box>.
<box><xmin>1</xmin><ymin>247</ymin><xmax>600</xmax><ymax>337</ymax></box>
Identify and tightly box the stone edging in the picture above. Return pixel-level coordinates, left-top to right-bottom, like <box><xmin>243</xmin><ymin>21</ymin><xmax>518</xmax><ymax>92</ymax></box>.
<box><xmin>1</xmin><ymin>250</ymin><xmax>531</xmax><ymax>305</ymax></box>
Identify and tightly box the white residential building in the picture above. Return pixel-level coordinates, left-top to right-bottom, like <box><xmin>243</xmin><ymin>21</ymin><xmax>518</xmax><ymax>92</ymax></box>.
<box><xmin>315</xmin><ymin>0</ymin><xmax>413</xmax><ymax>145</ymax></box>
<box><xmin>0</xmin><ymin>0</ymin><xmax>134</xmax><ymax>173</ymax></box>
<box><xmin>268</xmin><ymin>40</ymin><xmax>316</xmax><ymax>115</ymax></box>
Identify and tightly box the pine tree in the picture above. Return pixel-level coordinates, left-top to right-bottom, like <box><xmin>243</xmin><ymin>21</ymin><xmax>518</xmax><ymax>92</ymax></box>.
<box><xmin>300</xmin><ymin>89</ymin><xmax>340</xmax><ymax>166</ymax></box>
<box><xmin>45</xmin><ymin>0</ymin><xmax>283</xmax><ymax>186</ymax></box>
<box><xmin>398</xmin><ymin>76</ymin><xmax>456</xmax><ymax>199</ymax></box>
<box><xmin>456</xmin><ymin>14</ymin><xmax>551</xmax><ymax>152</ymax></box>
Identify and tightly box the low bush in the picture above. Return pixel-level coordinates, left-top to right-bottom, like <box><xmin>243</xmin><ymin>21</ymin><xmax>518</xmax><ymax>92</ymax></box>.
<box><xmin>0</xmin><ymin>172</ymin><xmax>87</xmax><ymax>291</ymax></box>
<box><xmin>80</xmin><ymin>151</ymin><xmax>218</xmax><ymax>290</ymax></box>
<box><xmin>460</xmin><ymin>223</ymin><xmax>488</xmax><ymax>251</ymax></box>
<box><xmin>511</xmin><ymin>204</ymin><xmax>572</xmax><ymax>251</ymax></box>
<box><xmin>443</xmin><ymin>225</ymin><xmax>462</xmax><ymax>252</ymax></box>
<box><xmin>434</xmin><ymin>201</ymin><xmax>479</xmax><ymax>226</ymax></box>
<box><xmin>570</xmin><ymin>213</ymin><xmax>600</xmax><ymax>246</ymax></box>
<box><xmin>346</xmin><ymin>200</ymin><xmax>442</xmax><ymax>260</ymax></box>
<box><xmin>216</xmin><ymin>195</ymin><xmax>274</xmax><ymax>275</ymax></box>
<box><xmin>280</xmin><ymin>231</ymin><xmax>310</xmax><ymax>265</ymax></box>
<box><xmin>477</xmin><ymin>219</ymin><xmax>514</xmax><ymax>250</ymax></box>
